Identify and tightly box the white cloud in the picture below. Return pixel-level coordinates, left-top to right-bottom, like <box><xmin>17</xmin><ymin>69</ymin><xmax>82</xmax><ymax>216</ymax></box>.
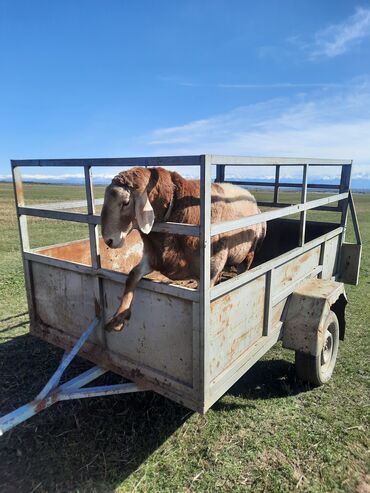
<box><xmin>143</xmin><ymin>81</ymin><xmax>370</xmax><ymax>179</ymax></box>
<box><xmin>310</xmin><ymin>7</ymin><xmax>370</xmax><ymax>58</ymax></box>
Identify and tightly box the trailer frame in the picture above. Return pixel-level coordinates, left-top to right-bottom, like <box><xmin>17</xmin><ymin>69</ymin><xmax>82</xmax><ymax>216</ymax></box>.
<box><xmin>0</xmin><ymin>154</ymin><xmax>362</xmax><ymax>433</ymax></box>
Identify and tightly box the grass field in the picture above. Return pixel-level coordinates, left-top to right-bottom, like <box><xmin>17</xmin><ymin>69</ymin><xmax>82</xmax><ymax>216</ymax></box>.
<box><xmin>0</xmin><ymin>182</ymin><xmax>369</xmax><ymax>493</ymax></box>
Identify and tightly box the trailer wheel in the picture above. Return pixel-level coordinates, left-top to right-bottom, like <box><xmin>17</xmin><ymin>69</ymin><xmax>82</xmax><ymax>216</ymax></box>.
<box><xmin>295</xmin><ymin>310</ymin><xmax>339</xmax><ymax>386</ymax></box>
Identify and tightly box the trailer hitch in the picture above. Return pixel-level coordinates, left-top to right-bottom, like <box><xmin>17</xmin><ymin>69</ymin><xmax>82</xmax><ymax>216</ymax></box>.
<box><xmin>0</xmin><ymin>318</ymin><xmax>146</xmax><ymax>436</ymax></box>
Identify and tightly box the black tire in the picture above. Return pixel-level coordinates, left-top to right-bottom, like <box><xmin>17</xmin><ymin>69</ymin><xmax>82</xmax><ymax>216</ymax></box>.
<box><xmin>295</xmin><ymin>310</ymin><xmax>339</xmax><ymax>386</ymax></box>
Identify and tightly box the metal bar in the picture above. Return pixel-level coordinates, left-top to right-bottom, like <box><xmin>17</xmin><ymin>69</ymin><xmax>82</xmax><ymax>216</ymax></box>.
<box><xmin>84</xmin><ymin>166</ymin><xmax>105</xmax><ymax>326</ymax></box>
<box><xmin>215</xmin><ymin>164</ymin><xmax>225</xmax><ymax>183</ymax></box>
<box><xmin>209</xmin><ymin>155</ymin><xmax>351</xmax><ymax>166</ymax></box>
<box><xmin>18</xmin><ymin>206</ymin><xmax>200</xmax><ymax>235</ymax></box>
<box><xmin>348</xmin><ymin>191</ymin><xmax>362</xmax><ymax>245</ymax></box>
<box><xmin>58</xmin><ymin>382</ymin><xmax>143</xmax><ymax>400</ymax></box>
<box><xmin>37</xmin><ymin>318</ymin><xmax>100</xmax><ymax>399</ymax></box>
<box><xmin>224</xmin><ymin>180</ymin><xmax>340</xmax><ymax>190</ymax></box>
<box><xmin>12</xmin><ymin>167</ymin><xmax>30</xmax><ymax>251</ymax></box>
<box><xmin>211</xmin><ymin>192</ymin><xmax>348</xmax><ymax>236</ymax></box>
<box><xmin>11</xmin><ymin>156</ymin><xmax>352</xmax><ymax>168</ymax></box>
<box><xmin>199</xmin><ymin>155</ymin><xmax>212</xmax><ymax>397</ymax></box>
<box><xmin>257</xmin><ymin>202</ymin><xmax>341</xmax><ymax>212</ymax></box>
<box><xmin>299</xmin><ymin>164</ymin><xmax>308</xmax><ymax>246</ymax></box>
<box><xmin>11</xmin><ymin>155</ymin><xmax>202</xmax><ymax>167</ymax></box>
<box><xmin>0</xmin><ymin>400</ymin><xmax>53</xmax><ymax>436</ymax></box>
<box><xmin>84</xmin><ymin>166</ymin><xmax>101</xmax><ymax>270</ymax></box>
<box><xmin>11</xmin><ymin>166</ymin><xmax>37</xmax><ymax>327</ymax></box>
<box><xmin>23</xmin><ymin>251</ymin><xmax>199</xmax><ymax>301</ymax></box>
<box><xmin>263</xmin><ymin>270</ymin><xmax>273</xmax><ymax>336</ymax></box>
<box><xmin>210</xmin><ymin>226</ymin><xmax>343</xmax><ymax>300</ymax></box>
<box><xmin>28</xmin><ymin>198</ymin><xmax>104</xmax><ymax>211</ymax></box>
<box><xmin>318</xmin><ymin>242</ymin><xmax>326</xmax><ymax>279</ymax></box>
<box><xmin>339</xmin><ymin>163</ymin><xmax>352</xmax><ymax>232</ymax></box>
<box><xmin>151</xmin><ymin>222</ymin><xmax>200</xmax><ymax>236</ymax></box>
<box><xmin>59</xmin><ymin>366</ymin><xmax>108</xmax><ymax>391</ymax></box>
<box><xmin>273</xmin><ymin>166</ymin><xmax>280</xmax><ymax>203</ymax></box>
<box><xmin>0</xmin><ymin>365</ymin><xmax>145</xmax><ymax>435</ymax></box>
<box><xmin>18</xmin><ymin>206</ymin><xmax>97</xmax><ymax>223</ymax></box>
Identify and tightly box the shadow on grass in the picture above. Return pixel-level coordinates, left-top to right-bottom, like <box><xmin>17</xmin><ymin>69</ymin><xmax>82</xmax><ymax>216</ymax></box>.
<box><xmin>0</xmin><ymin>332</ymin><xmax>309</xmax><ymax>492</ymax></box>
<box><xmin>0</xmin><ymin>311</ymin><xmax>28</xmax><ymax>323</ymax></box>
<box><xmin>0</xmin><ymin>333</ymin><xmax>191</xmax><ymax>492</ymax></box>
<box><xmin>214</xmin><ymin>358</ymin><xmax>309</xmax><ymax>412</ymax></box>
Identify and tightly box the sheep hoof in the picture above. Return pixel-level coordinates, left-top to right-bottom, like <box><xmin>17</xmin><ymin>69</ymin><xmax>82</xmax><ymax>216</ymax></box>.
<box><xmin>104</xmin><ymin>310</ymin><xmax>131</xmax><ymax>332</ymax></box>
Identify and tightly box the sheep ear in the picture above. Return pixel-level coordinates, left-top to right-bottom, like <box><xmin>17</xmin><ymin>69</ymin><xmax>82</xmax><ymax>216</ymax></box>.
<box><xmin>135</xmin><ymin>190</ymin><xmax>155</xmax><ymax>234</ymax></box>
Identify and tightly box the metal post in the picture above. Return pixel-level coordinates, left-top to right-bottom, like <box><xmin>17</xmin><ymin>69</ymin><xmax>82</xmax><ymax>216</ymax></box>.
<box><xmin>215</xmin><ymin>164</ymin><xmax>225</xmax><ymax>183</ymax></box>
<box><xmin>263</xmin><ymin>270</ymin><xmax>273</xmax><ymax>336</ymax></box>
<box><xmin>273</xmin><ymin>165</ymin><xmax>280</xmax><ymax>204</ymax></box>
<box><xmin>339</xmin><ymin>163</ymin><xmax>352</xmax><ymax>239</ymax></box>
<box><xmin>12</xmin><ymin>165</ymin><xmax>30</xmax><ymax>251</ymax></box>
<box><xmin>11</xmin><ymin>164</ymin><xmax>35</xmax><ymax>323</ymax></box>
<box><xmin>299</xmin><ymin>164</ymin><xmax>308</xmax><ymax>247</ymax></box>
<box><xmin>84</xmin><ymin>166</ymin><xmax>105</xmax><ymax>329</ymax></box>
<box><xmin>199</xmin><ymin>155</ymin><xmax>212</xmax><ymax>408</ymax></box>
<box><xmin>348</xmin><ymin>191</ymin><xmax>362</xmax><ymax>245</ymax></box>
<box><xmin>84</xmin><ymin>166</ymin><xmax>100</xmax><ymax>270</ymax></box>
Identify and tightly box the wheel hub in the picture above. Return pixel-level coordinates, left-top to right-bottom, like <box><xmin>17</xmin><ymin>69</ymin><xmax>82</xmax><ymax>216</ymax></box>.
<box><xmin>321</xmin><ymin>330</ymin><xmax>333</xmax><ymax>365</ymax></box>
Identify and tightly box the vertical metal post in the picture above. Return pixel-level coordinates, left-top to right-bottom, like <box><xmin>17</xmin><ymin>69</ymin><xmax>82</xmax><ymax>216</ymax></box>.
<box><xmin>318</xmin><ymin>242</ymin><xmax>326</xmax><ymax>279</ymax></box>
<box><xmin>348</xmin><ymin>191</ymin><xmax>362</xmax><ymax>245</ymax></box>
<box><xmin>84</xmin><ymin>166</ymin><xmax>105</xmax><ymax>326</ymax></box>
<box><xmin>273</xmin><ymin>165</ymin><xmax>280</xmax><ymax>204</ymax></box>
<box><xmin>215</xmin><ymin>164</ymin><xmax>225</xmax><ymax>183</ymax></box>
<box><xmin>84</xmin><ymin>166</ymin><xmax>100</xmax><ymax>270</ymax></box>
<box><xmin>339</xmin><ymin>162</ymin><xmax>352</xmax><ymax>240</ymax></box>
<box><xmin>199</xmin><ymin>154</ymin><xmax>212</xmax><ymax>409</ymax></box>
<box><xmin>11</xmin><ymin>163</ymin><xmax>34</xmax><ymax>323</ymax></box>
<box><xmin>263</xmin><ymin>270</ymin><xmax>273</xmax><ymax>336</ymax></box>
<box><xmin>298</xmin><ymin>164</ymin><xmax>308</xmax><ymax>247</ymax></box>
<box><xmin>12</xmin><ymin>165</ymin><xmax>30</xmax><ymax>252</ymax></box>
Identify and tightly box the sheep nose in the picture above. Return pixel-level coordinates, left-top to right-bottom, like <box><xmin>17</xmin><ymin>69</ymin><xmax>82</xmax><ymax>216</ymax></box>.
<box><xmin>106</xmin><ymin>238</ymin><xmax>113</xmax><ymax>247</ymax></box>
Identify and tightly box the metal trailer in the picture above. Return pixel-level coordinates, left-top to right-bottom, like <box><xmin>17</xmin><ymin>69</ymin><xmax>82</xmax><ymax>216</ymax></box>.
<box><xmin>0</xmin><ymin>155</ymin><xmax>362</xmax><ymax>435</ymax></box>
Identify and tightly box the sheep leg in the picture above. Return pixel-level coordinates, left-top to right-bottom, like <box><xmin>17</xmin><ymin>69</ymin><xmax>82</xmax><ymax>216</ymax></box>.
<box><xmin>105</xmin><ymin>255</ymin><xmax>152</xmax><ymax>332</ymax></box>
<box><xmin>245</xmin><ymin>250</ymin><xmax>255</xmax><ymax>269</ymax></box>
<box><xmin>210</xmin><ymin>248</ymin><xmax>228</xmax><ymax>287</ymax></box>
<box><xmin>237</xmin><ymin>259</ymin><xmax>248</xmax><ymax>275</ymax></box>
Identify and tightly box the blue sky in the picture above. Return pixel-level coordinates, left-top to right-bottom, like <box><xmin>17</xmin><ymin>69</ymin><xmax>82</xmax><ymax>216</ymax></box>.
<box><xmin>0</xmin><ymin>0</ymin><xmax>369</xmax><ymax>182</ymax></box>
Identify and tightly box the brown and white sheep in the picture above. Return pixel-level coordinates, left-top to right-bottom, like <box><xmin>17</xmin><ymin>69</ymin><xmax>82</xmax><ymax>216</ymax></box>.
<box><xmin>101</xmin><ymin>166</ymin><xmax>266</xmax><ymax>331</ymax></box>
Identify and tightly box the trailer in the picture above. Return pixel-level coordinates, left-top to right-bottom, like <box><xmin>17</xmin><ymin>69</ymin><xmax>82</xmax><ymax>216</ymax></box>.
<box><xmin>0</xmin><ymin>155</ymin><xmax>362</xmax><ymax>435</ymax></box>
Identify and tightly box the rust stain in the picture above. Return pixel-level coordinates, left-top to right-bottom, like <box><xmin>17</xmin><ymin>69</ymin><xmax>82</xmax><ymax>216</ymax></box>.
<box><xmin>37</xmin><ymin>231</ymin><xmax>143</xmax><ymax>271</ymax></box>
<box><xmin>15</xmin><ymin>179</ymin><xmax>25</xmax><ymax>204</ymax></box>
<box><xmin>34</xmin><ymin>393</ymin><xmax>58</xmax><ymax>413</ymax></box>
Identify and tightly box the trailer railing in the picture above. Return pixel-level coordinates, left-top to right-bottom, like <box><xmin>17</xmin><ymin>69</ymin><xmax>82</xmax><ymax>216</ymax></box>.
<box><xmin>5</xmin><ymin>154</ymin><xmax>359</xmax><ymax>432</ymax></box>
<box><xmin>11</xmin><ymin>154</ymin><xmax>354</xmax><ymax>334</ymax></box>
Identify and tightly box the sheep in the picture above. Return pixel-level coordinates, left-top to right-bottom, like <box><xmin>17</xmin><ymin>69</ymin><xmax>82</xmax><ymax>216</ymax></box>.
<box><xmin>101</xmin><ymin>166</ymin><xmax>266</xmax><ymax>331</ymax></box>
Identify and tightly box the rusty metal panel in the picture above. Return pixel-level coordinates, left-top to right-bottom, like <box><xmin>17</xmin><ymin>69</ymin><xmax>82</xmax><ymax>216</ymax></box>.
<box><xmin>32</xmin><ymin>263</ymin><xmax>97</xmax><ymax>335</ymax></box>
<box><xmin>321</xmin><ymin>236</ymin><xmax>340</xmax><ymax>279</ymax></box>
<box><xmin>338</xmin><ymin>243</ymin><xmax>362</xmax><ymax>286</ymax></box>
<box><xmin>282</xmin><ymin>278</ymin><xmax>346</xmax><ymax>356</ymax></box>
<box><xmin>31</xmin><ymin>263</ymin><xmax>195</xmax><ymax>389</ymax></box>
<box><xmin>103</xmin><ymin>280</ymin><xmax>194</xmax><ymax>386</ymax></box>
<box><xmin>273</xmin><ymin>245</ymin><xmax>320</xmax><ymax>291</ymax></box>
<box><xmin>209</xmin><ymin>276</ymin><xmax>265</xmax><ymax>381</ymax></box>
<box><xmin>271</xmin><ymin>299</ymin><xmax>286</xmax><ymax>328</ymax></box>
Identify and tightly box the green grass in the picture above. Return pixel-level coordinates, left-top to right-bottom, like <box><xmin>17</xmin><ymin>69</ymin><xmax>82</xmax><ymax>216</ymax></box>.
<box><xmin>0</xmin><ymin>183</ymin><xmax>369</xmax><ymax>493</ymax></box>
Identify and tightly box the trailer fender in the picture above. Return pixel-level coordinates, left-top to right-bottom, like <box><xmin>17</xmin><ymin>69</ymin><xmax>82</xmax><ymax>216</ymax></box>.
<box><xmin>282</xmin><ymin>278</ymin><xmax>347</xmax><ymax>357</ymax></box>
